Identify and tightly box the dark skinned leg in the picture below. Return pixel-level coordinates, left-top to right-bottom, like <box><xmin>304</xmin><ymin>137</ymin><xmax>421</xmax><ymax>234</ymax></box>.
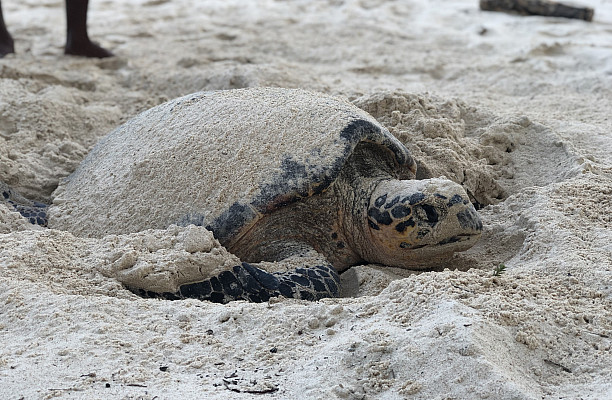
<box><xmin>64</xmin><ymin>0</ymin><xmax>113</xmax><ymax>58</ymax></box>
<box><xmin>0</xmin><ymin>1</ymin><xmax>15</xmax><ymax>57</ymax></box>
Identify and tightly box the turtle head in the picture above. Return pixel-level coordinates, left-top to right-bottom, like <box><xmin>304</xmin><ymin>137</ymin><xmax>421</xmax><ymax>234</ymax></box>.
<box><xmin>363</xmin><ymin>178</ymin><xmax>482</xmax><ymax>269</ymax></box>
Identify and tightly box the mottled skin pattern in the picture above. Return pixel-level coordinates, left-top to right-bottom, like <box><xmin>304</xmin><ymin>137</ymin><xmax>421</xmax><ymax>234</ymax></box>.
<box><xmin>1</xmin><ymin>183</ymin><xmax>48</xmax><ymax>226</ymax></box>
<box><xmin>138</xmin><ymin>263</ymin><xmax>340</xmax><ymax>303</ymax></box>
<box><xmin>363</xmin><ymin>180</ymin><xmax>482</xmax><ymax>267</ymax></box>
<box><xmin>368</xmin><ymin>190</ymin><xmax>482</xmax><ymax>250</ymax></box>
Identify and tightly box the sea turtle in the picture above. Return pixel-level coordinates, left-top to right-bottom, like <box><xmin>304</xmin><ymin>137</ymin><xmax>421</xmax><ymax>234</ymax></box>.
<box><xmin>1</xmin><ymin>87</ymin><xmax>482</xmax><ymax>303</ymax></box>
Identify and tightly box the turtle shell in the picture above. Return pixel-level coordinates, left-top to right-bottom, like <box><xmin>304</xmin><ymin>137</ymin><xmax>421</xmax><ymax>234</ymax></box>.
<box><xmin>49</xmin><ymin>88</ymin><xmax>415</xmax><ymax>241</ymax></box>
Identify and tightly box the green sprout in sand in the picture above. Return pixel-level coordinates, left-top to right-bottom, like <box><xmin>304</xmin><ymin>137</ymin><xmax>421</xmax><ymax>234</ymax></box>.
<box><xmin>493</xmin><ymin>263</ymin><xmax>507</xmax><ymax>276</ymax></box>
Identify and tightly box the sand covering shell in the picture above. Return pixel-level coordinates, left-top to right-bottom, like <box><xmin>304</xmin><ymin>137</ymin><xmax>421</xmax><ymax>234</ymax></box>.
<box><xmin>49</xmin><ymin>87</ymin><xmax>410</xmax><ymax>241</ymax></box>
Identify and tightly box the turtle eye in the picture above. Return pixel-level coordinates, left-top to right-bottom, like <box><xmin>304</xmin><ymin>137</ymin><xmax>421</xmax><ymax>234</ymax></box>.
<box><xmin>417</xmin><ymin>204</ymin><xmax>439</xmax><ymax>226</ymax></box>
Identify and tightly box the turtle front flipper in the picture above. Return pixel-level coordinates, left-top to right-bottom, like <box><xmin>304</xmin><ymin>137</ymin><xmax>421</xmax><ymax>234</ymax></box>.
<box><xmin>151</xmin><ymin>261</ymin><xmax>340</xmax><ymax>303</ymax></box>
<box><xmin>122</xmin><ymin>238</ymin><xmax>341</xmax><ymax>303</ymax></box>
<box><xmin>136</xmin><ymin>261</ymin><xmax>340</xmax><ymax>303</ymax></box>
<box><xmin>1</xmin><ymin>182</ymin><xmax>49</xmax><ymax>226</ymax></box>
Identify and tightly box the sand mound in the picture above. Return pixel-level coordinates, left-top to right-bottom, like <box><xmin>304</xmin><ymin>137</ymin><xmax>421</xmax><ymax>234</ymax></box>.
<box><xmin>1</xmin><ymin>0</ymin><xmax>611</xmax><ymax>398</ymax></box>
<box><xmin>354</xmin><ymin>91</ymin><xmax>592</xmax><ymax>206</ymax></box>
<box><xmin>2</xmin><ymin>88</ymin><xmax>610</xmax><ymax>398</ymax></box>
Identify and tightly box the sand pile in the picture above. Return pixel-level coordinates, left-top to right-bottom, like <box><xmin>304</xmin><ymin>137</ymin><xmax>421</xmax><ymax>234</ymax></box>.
<box><xmin>1</xmin><ymin>0</ymin><xmax>611</xmax><ymax>398</ymax></box>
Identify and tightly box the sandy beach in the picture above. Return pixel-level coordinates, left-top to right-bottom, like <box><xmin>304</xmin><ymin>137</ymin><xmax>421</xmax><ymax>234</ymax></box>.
<box><xmin>1</xmin><ymin>0</ymin><xmax>611</xmax><ymax>398</ymax></box>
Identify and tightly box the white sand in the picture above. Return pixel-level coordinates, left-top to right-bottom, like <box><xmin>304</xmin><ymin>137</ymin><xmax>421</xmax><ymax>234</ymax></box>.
<box><xmin>1</xmin><ymin>0</ymin><xmax>611</xmax><ymax>398</ymax></box>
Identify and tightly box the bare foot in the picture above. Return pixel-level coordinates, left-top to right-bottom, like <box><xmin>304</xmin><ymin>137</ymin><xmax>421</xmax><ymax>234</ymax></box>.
<box><xmin>65</xmin><ymin>39</ymin><xmax>113</xmax><ymax>58</ymax></box>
